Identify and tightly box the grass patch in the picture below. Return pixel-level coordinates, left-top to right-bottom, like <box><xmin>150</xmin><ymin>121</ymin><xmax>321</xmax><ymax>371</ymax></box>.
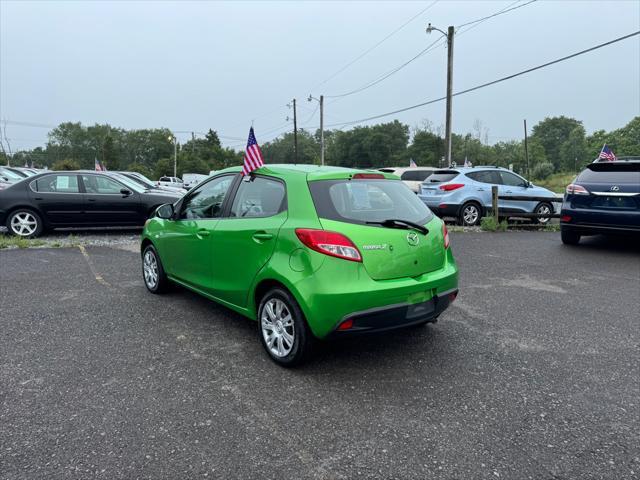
<box><xmin>534</xmin><ymin>172</ymin><xmax>576</xmax><ymax>194</ymax></box>
<box><xmin>543</xmin><ymin>223</ymin><xmax>560</xmax><ymax>232</ymax></box>
<box><xmin>0</xmin><ymin>235</ymin><xmax>46</xmax><ymax>249</ymax></box>
<box><xmin>480</xmin><ymin>216</ymin><xmax>508</xmax><ymax>232</ymax></box>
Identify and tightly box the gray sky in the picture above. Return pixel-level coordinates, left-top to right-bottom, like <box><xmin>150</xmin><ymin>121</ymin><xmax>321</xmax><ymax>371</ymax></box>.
<box><xmin>1</xmin><ymin>0</ymin><xmax>639</xmax><ymax>152</ymax></box>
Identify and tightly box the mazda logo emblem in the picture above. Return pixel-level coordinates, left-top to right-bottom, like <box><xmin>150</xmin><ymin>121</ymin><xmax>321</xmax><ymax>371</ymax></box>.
<box><xmin>406</xmin><ymin>232</ymin><xmax>420</xmax><ymax>246</ymax></box>
<box><xmin>610</xmin><ymin>185</ymin><xmax>620</xmax><ymax>191</ymax></box>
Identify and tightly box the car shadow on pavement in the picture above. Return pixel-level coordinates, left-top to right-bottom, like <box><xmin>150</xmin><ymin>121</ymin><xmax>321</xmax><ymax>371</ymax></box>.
<box><xmin>568</xmin><ymin>234</ymin><xmax>640</xmax><ymax>253</ymax></box>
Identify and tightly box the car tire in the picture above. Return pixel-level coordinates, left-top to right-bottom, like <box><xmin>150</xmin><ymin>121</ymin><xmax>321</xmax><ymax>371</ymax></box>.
<box><xmin>561</xmin><ymin>228</ymin><xmax>581</xmax><ymax>245</ymax></box>
<box><xmin>258</xmin><ymin>288</ymin><xmax>314</xmax><ymax>367</ymax></box>
<box><xmin>142</xmin><ymin>244</ymin><xmax>169</xmax><ymax>293</ymax></box>
<box><xmin>6</xmin><ymin>209</ymin><xmax>44</xmax><ymax>238</ymax></box>
<box><xmin>458</xmin><ymin>202</ymin><xmax>482</xmax><ymax>226</ymax></box>
<box><xmin>534</xmin><ymin>202</ymin><xmax>553</xmax><ymax>224</ymax></box>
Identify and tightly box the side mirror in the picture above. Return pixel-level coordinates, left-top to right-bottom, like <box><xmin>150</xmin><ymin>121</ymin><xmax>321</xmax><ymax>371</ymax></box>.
<box><xmin>156</xmin><ymin>203</ymin><xmax>174</xmax><ymax>219</ymax></box>
<box><xmin>120</xmin><ymin>188</ymin><xmax>132</xmax><ymax>196</ymax></box>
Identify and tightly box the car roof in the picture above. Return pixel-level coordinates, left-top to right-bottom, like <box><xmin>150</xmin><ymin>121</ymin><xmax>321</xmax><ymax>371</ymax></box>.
<box><xmin>213</xmin><ymin>164</ymin><xmax>399</xmax><ymax>181</ymax></box>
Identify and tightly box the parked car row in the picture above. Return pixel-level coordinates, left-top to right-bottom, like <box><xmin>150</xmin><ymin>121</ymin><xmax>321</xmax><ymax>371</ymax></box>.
<box><xmin>0</xmin><ymin>170</ymin><xmax>183</xmax><ymax>237</ymax></box>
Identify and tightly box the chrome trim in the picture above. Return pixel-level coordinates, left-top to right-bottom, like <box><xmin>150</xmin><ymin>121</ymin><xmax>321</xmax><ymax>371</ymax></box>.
<box><xmin>591</xmin><ymin>191</ymin><xmax>639</xmax><ymax>197</ymax></box>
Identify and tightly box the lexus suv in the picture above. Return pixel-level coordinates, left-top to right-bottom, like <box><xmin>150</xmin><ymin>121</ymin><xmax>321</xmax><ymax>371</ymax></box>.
<box><xmin>418</xmin><ymin>166</ymin><xmax>558</xmax><ymax>226</ymax></box>
<box><xmin>560</xmin><ymin>158</ymin><xmax>640</xmax><ymax>244</ymax></box>
<box><xmin>141</xmin><ymin>165</ymin><xmax>458</xmax><ymax>366</ymax></box>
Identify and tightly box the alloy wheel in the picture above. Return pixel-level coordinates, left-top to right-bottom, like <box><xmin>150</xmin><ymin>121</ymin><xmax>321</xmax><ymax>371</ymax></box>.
<box><xmin>10</xmin><ymin>212</ymin><xmax>38</xmax><ymax>236</ymax></box>
<box><xmin>536</xmin><ymin>204</ymin><xmax>552</xmax><ymax>224</ymax></box>
<box><xmin>143</xmin><ymin>250</ymin><xmax>159</xmax><ymax>289</ymax></box>
<box><xmin>261</xmin><ymin>298</ymin><xmax>295</xmax><ymax>358</ymax></box>
<box><xmin>463</xmin><ymin>205</ymin><xmax>479</xmax><ymax>226</ymax></box>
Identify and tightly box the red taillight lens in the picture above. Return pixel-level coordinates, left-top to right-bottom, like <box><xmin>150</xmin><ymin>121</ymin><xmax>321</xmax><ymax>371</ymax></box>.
<box><xmin>337</xmin><ymin>319</ymin><xmax>354</xmax><ymax>330</ymax></box>
<box><xmin>353</xmin><ymin>173</ymin><xmax>385</xmax><ymax>179</ymax></box>
<box><xmin>295</xmin><ymin>229</ymin><xmax>362</xmax><ymax>262</ymax></box>
<box><xmin>439</xmin><ymin>183</ymin><xmax>465</xmax><ymax>191</ymax></box>
<box><xmin>561</xmin><ymin>215</ymin><xmax>572</xmax><ymax>222</ymax></box>
<box><xmin>566</xmin><ymin>183</ymin><xmax>589</xmax><ymax>195</ymax></box>
<box><xmin>443</xmin><ymin>223</ymin><xmax>450</xmax><ymax>249</ymax></box>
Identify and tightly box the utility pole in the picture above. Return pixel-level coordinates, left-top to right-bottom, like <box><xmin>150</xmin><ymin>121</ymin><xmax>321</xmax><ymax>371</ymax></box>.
<box><xmin>320</xmin><ymin>95</ymin><xmax>324</xmax><ymax>166</ymax></box>
<box><xmin>426</xmin><ymin>24</ymin><xmax>454</xmax><ymax>167</ymax></box>
<box><xmin>292</xmin><ymin>98</ymin><xmax>298</xmax><ymax>163</ymax></box>
<box><xmin>444</xmin><ymin>26</ymin><xmax>454</xmax><ymax>167</ymax></box>
<box><xmin>168</xmin><ymin>135</ymin><xmax>177</xmax><ymax>177</ymax></box>
<box><xmin>523</xmin><ymin>119</ymin><xmax>530</xmax><ymax>178</ymax></box>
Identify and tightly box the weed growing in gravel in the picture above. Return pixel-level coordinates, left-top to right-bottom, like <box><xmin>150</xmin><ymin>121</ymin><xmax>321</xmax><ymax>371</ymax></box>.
<box><xmin>480</xmin><ymin>216</ymin><xmax>508</xmax><ymax>232</ymax></box>
<box><xmin>0</xmin><ymin>235</ymin><xmax>46</xmax><ymax>249</ymax></box>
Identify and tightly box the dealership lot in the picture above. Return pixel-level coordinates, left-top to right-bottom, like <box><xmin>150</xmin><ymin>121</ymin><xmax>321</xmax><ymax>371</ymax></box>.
<box><xmin>1</xmin><ymin>232</ymin><xmax>638</xmax><ymax>479</ymax></box>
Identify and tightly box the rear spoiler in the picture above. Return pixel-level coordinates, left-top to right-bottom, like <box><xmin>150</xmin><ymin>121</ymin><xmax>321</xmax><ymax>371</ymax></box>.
<box><xmin>587</xmin><ymin>161</ymin><xmax>640</xmax><ymax>172</ymax></box>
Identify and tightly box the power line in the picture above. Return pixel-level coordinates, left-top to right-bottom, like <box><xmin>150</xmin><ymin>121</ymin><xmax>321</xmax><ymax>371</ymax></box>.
<box><xmin>325</xmin><ymin>37</ymin><xmax>444</xmax><ymax>99</ymax></box>
<box><xmin>309</xmin><ymin>0</ymin><xmax>440</xmax><ymax>92</ymax></box>
<box><xmin>326</xmin><ymin>31</ymin><xmax>640</xmax><ymax>128</ymax></box>
<box><xmin>456</xmin><ymin>0</ymin><xmax>537</xmax><ymax>29</ymax></box>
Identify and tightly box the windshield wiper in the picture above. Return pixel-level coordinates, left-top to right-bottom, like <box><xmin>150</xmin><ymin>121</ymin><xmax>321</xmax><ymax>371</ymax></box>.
<box><xmin>366</xmin><ymin>219</ymin><xmax>428</xmax><ymax>235</ymax></box>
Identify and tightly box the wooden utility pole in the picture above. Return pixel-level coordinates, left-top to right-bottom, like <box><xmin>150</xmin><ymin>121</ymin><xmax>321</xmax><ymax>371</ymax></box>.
<box><xmin>292</xmin><ymin>98</ymin><xmax>298</xmax><ymax>163</ymax></box>
<box><xmin>444</xmin><ymin>25</ymin><xmax>454</xmax><ymax>167</ymax></box>
<box><xmin>320</xmin><ymin>95</ymin><xmax>324</xmax><ymax>166</ymax></box>
<box><xmin>523</xmin><ymin>119</ymin><xmax>530</xmax><ymax>178</ymax></box>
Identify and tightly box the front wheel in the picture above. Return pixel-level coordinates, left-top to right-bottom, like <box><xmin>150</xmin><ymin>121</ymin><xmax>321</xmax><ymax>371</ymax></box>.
<box><xmin>534</xmin><ymin>202</ymin><xmax>553</xmax><ymax>224</ymax></box>
<box><xmin>459</xmin><ymin>202</ymin><xmax>482</xmax><ymax>226</ymax></box>
<box><xmin>258</xmin><ymin>288</ymin><xmax>314</xmax><ymax>367</ymax></box>
<box><xmin>142</xmin><ymin>244</ymin><xmax>169</xmax><ymax>293</ymax></box>
<box><xmin>6</xmin><ymin>209</ymin><xmax>44</xmax><ymax>238</ymax></box>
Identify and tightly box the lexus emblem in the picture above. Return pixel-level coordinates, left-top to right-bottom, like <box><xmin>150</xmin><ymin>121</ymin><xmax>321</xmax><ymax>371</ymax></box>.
<box><xmin>406</xmin><ymin>232</ymin><xmax>420</xmax><ymax>246</ymax></box>
<box><xmin>610</xmin><ymin>185</ymin><xmax>620</xmax><ymax>191</ymax></box>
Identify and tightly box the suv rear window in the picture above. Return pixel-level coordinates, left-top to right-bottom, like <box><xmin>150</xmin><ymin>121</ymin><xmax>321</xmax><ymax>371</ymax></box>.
<box><xmin>579</xmin><ymin>163</ymin><xmax>640</xmax><ymax>183</ymax></box>
<box><xmin>309</xmin><ymin>179</ymin><xmax>433</xmax><ymax>226</ymax></box>
<box><xmin>400</xmin><ymin>170</ymin><xmax>433</xmax><ymax>181</ymax></box>
<box><xmin>424</xmin><ymin>170</ymin><xmax>459</xmax><ymax>183</ymax></box>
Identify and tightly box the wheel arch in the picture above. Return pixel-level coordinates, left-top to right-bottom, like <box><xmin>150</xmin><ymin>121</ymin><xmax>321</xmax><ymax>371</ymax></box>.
<box><xmin>251</xmin><ymin>275</ymin><xmax>309</xmax><ymax>325</ymax></box>
<box><xmin>5</xmin><ymin>204</ymin><xmax>49</xmax><ymax>228</ymax></box>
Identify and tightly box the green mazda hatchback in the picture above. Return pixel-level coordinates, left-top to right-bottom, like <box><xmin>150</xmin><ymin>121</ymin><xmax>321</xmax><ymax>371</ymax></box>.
<box><xmin>141</xmin><ymin>165</ymin><xmax>458</xmax><ymax>366</ymax></box>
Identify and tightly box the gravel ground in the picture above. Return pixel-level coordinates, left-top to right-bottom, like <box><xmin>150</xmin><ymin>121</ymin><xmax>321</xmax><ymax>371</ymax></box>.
<box><xmin>1</xmin><ymin>232</ymin><xmax>638</xmax><ymax>479</ymax></box>
<box><xmin>0</xmin><ymin>228</ymin><xmax>142</xmax><ymax>249</ymax></box>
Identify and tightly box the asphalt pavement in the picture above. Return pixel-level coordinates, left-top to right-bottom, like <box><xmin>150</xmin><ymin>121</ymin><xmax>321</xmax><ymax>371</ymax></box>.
<box><xmin>1</xmin><ymin>232</ymin><xmax>639</xmax><ymax>479</ymax></box>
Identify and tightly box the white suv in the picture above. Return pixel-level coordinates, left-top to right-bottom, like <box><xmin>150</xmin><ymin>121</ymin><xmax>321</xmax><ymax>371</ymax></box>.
<box><xmin>378</xmin><ymin>167</ymin><xmax>436</xmax><ymax>193</ymax></box>
<box><xmin>157</xmin><ymin>176</ymin><xmax>186</xmax><ymax>192</ymax></box>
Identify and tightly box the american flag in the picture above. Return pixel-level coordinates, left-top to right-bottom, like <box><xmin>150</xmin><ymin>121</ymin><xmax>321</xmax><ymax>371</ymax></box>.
<box><xmin>95</xmin><ymin>157</ymin><xmax>107</xmax><ymax>171</ymax></box>
<box><xmin>598</xmin><ymin>144</ymin><xmax>616</xmax><ymax>162</ymax></box>
<box><xmin>242</xmin><ymin>127</ymin><xmax>265</xmax><ymax>175</ymax></box>
<box><xmin>409</xmin><ymin>158</ymin><xmax>417</xmax><ymax>168</ymax></box>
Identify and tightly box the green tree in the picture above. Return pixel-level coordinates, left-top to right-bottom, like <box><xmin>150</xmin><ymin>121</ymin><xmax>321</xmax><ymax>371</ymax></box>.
<box><xmin>559</xmin><ymin>126</ymin><xmax>587</xmax><ymax>172</ymax></box>
<box><xmin>126</xmin><ymin>162</ymin><xmax>154</xmax><ymax>179</ymax></box>
<box><xmin>154</xmin><ymin>158</ymin><xmax>174</xmax><ymax>179</ymax></box>
<box><xmin>52</xmin><ymin>158</ymin><xmax>81</xmax><ymax>170</ymax></box>
<box><xmin>531</xmin><ymin>116</ymin><xmax>582</xmax><ymax>170</ymax></box>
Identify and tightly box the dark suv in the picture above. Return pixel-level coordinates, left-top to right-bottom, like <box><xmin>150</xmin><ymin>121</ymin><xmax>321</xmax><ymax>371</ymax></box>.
<box><xmin>560</xmin><ymin>158</ymin><xmax>640</xmax><ymax>245</ymax></box>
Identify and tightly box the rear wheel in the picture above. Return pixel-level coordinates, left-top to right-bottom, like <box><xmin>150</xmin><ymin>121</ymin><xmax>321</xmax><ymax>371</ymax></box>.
<box><xmin>534</xmin><ymin>202</ymin><xmax>553</xmax><ymax>224</ymax></box>
<box><xmin>258</xmin><ymin>288</ymin><xmax>314</xmax><ymax>367</ymax></box>
<box><xmin>459</xmin><ymin>202</ymin><xmax>482</xmax><ymax>226</ymax></box>
<box><xmin>6</xmin><ymin>209</ymin><xmax>44</xmax><ymax>238</ymax></box>
<box><xmin>561</xmin><ymin>228</ymin><xmax>581</xmax><ymax>245</ymax></box>
<box><xmin>142</xmin><ymin>244</ymin><xmax>169</xmax><ymax>293</ymax></box>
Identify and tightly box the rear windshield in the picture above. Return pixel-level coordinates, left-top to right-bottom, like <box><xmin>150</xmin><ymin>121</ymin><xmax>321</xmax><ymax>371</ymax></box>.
<box><xmin>309</xmin><ymin>179</ymin><xmax>434</xmax><ymax>226</ymax></box>
<box><xmin>579</xmin><ymin>163</ymin><xmax>640</xmax><ymax>184</ymax></box>
<box><xmin>401</xmin><ymin>170</ymin><xmax>433</xmax><ymax>181</ymax></box>
<box><xmin>425</xmin><ymin>170</ymin><xmax>459</xmax><ymax>183</ymax></box>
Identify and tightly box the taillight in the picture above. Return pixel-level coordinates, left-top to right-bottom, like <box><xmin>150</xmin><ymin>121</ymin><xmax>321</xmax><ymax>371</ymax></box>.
<box><xmin>295</xmin><ymin>229</ymin><xmax>362</xmax><ymax>262</ymax></box>
<box><xmin>439</xmin><ymin>183</ymin><xmax>464</xmax><ymax>191</ymax></box>
<box><xmin>443</xmin><ymin>223</ymin><xmax>450</xmax><ymax>249</ymax></box>
<box><xmin>561</xmin><ymin>215</ymin><xmax>572</xmax><ymax>222</ymax></box>
<box><xmin>566</xmin><ymin>183</ymin><xmax>589</xmax><ymax>195</ymax></box>
<box><xmin>353</xmin><ymin>173</ymin><xmax>385</xmax><ymax>179</ymax></box>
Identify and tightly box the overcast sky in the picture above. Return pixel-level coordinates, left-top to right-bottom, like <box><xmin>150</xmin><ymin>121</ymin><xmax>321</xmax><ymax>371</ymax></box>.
<box><xmin>1</xmin><ymin>0</ymin><xmax>639</xmax><ymax>152</ymax></box>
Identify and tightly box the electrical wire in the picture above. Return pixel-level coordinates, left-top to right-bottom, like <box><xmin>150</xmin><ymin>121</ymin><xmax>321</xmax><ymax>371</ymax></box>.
<box><xmin>456</xmin><ymin>0</ymin><xmax>537</xmax><ymax>29</ymax></box>
<box><xmin>326</xmin><ymin>31</ymin><xmax>640</xmax><ymax>128</ymax></box>
<box><xmin>309</xmin><ymin>0</ymin><xmax>440</xmax><ymax>92</ymax></box>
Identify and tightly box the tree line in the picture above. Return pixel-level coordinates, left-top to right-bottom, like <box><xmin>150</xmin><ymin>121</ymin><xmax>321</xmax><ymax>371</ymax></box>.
<box><xmin>3</xmin><ymin>116</ymin><xmax>638</xmax><ymax>181</ymax></box>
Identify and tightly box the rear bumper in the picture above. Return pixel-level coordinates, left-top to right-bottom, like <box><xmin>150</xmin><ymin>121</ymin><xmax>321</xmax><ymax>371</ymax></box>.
<box><xmin>561</xmin><ymin>206</ymin><xmax>640</xmax><ymax>235</ymax></box>
<box><xmin>328</xmin><ymin>288</ymin><xmax>458</xmax><ymax>337</ymax></box>
<box><xmin>420</xmin><ymin>201</ymin><xmax>460</xmax><ymax>218</ymax></box>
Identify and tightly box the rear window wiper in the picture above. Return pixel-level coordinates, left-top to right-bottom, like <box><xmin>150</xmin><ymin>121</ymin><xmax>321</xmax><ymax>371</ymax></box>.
<box><xmin>366</xmin><ymin>219</ymin><xmax>428</xmax><ymax>235</ymax></box>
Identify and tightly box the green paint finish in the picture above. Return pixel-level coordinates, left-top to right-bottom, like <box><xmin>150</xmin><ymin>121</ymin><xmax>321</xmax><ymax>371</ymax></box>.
<box><xmin>142</xmin><ymin>165</ymin><xmax>458</xmax><ymax>339</ymax></box>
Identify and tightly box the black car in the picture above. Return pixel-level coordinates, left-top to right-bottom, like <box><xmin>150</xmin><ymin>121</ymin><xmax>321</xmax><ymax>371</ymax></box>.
<box><xmin>561</xmin><ymin>158</ymin><xmax>640</xmax><ymax>245</ymax></box>
<box><xmin>0</xmin><ymin>171</ymin><xmax>182</xmax><ymax>237</ymax></box>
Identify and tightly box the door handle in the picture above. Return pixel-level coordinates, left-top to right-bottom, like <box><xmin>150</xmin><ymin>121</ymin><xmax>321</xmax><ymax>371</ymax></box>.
<box><xmin>88</xmin><ymin>198</ymin><xmax>96</xmax><ymax>202</ymax></box>
<box><xmin>196</xmin><ymin>229</ymin><xmax>210</xmax><ymax>238</ymax></box>
<box><xmin>252</xmin><ymin>232</ymin><xmax>274</xmax><ymax>242</ymax></box>
<box><xmin>505</xmin><ymin>190</ymin><xmax>513</xmax><ymax>194</ymax></box>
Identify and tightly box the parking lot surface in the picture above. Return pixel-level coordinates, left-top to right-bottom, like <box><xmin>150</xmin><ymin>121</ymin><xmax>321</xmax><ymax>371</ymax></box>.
<box><xmin>1</xmin><ymin>232</ymin><xmax>639</xmax><ymax>479</ymax></box>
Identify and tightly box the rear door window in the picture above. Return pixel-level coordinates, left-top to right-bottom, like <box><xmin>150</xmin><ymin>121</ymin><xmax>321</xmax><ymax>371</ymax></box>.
<box><xmin>34</xmin><ymin>174</ymin><xmax>80</xmax><ymax>193</ymax></box>
<box><xmin>466</xmin><ymin>171</ymin><xmax>498</xmax><ymax>184</ymax></box>
<box><xmin>424</xmin><ymin>171</ymin><xmax>459</xmax><ymax>183</ymax></box>
<box><xmin>229</xmin><ymin>176</ymin><xmax>286</xmax><ymax>218</ymax></box>
<box><xmin>309</xmin><ymin>179</ymin><xmax>433</xmax><ymax>226</ymax></box>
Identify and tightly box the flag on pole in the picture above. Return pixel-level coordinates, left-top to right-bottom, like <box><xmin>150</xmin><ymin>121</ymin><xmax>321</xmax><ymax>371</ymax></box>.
<box><xmin>409</xmin><ymin>158</ymin><xmax>417</xmax><ymax>168</ymax></box>
<box><xmin>242</xmin><ymin>127</ymin><xmax>265</xmax><ymax>175</ymax></box>
<box><xmin>464</xmin><ymin>156</ymin><xmax>470</xmax><ymax>167</ymax></box>
<box><xmin>95</xmin><ymin>157</ymin><xmax>107</xmax><ymax>171</ymax></box>
<box><xmin>598</xmin><ymin>144</ymin><xmax>616</xmax><ymax>162</ymax></box>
